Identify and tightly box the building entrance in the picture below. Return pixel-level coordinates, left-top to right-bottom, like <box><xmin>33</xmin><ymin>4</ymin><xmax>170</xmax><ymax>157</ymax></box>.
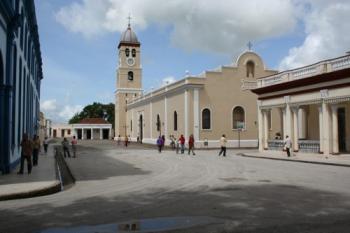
<box><xmin>338</xmin><ymin>108</ymin><xmax>347</xmax><ymax>152</ymax></box>
<box><xmin>139</xmin><ymin>115</ymin><xmax>143</xmax><ymax>142</ymax></box>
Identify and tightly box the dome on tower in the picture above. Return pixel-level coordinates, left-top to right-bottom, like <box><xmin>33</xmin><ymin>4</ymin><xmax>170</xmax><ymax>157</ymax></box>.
<box><xmin>118</xmin><ymin>24</ymin><xmax>140</xmax><ymax>48</ymax></box>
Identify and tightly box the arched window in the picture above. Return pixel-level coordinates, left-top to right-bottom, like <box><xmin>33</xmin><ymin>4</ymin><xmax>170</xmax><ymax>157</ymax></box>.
<box><xmin>128</xmin><ymin>71</ymin><xmax>133</xmax><ymax>81</ymax></box>
<box><xmin>132</xmin><ymin>49</ymin><xmax>136</xmax><ymax>57</ymax></box>
<box><xmin>202</xmin><ymin>108</ymin><xmax>211</xmax><ymax>129</ymax></box>
<box><xmin>174</xmin><ymin>111</ymin><xmax>178</xmax><ymax>131</ymax></box>
<box><xmin>125</xmin><ymin>48</ymin><xmax>130</xmax><ymax>57</ymax></box>
<box><xmin>156</xmin><ymin>114</ymin><xmax>161</xmax><ymax>132</ymax></box>
<box><xmin>233</xmin><ymin>106</ymin><xmax>245</xmax><ymax>129</ymax></box>
<box><xmin>246</xmin><ymin>60</ymin><xmax>255</xmax><ymax>78</ymax></box>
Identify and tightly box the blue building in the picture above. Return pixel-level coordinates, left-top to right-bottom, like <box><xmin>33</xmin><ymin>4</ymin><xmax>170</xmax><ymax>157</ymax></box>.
<box><xmin>0</xmin><ymin>0</ymin><xmax>43</xmax><ymax>174</ymax></box>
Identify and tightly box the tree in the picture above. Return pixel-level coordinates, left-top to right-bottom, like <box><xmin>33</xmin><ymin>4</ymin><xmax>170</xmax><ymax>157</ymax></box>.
<box><xmin>68</xmin><ymin>102</ymin><xmax>115</xmax><ymax>129</ymax></box>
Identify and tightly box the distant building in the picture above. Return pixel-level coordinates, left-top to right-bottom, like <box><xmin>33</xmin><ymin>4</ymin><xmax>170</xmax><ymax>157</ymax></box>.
<box><xmin>38</xmin><ymin>111</ymin><xmax>45</xmax><ymax>141</ymax></box>
<box><xmin>114</xmin><ymin>23</ymin><xmax>279</xmax><ymax>147</ymax></box>
<box><xmin>250</xmin><ymin>52</ymin><xmax>350</xmax><ymax>155</ymax></box>
<box><xmin>52</xmin><ymin>118</ymin><xmax>112</xmax><ymax>140</ymax></box>
<box><xmin>52</xmin><ymin>123</ymin><xmax>73</xmax><ymax>138</ymax></box>
<box><xmin>0</xmin><ymin>0</ymin><xmax>43</xmax><ymax>174</ymax></box>
<box><xmin>72</xmin><ymin>118</ymin><xmax>112</xmax><ymax>140</ymax></box>
<box><xmin>45</xmin><ymin>118</ymin><xmax>52</xmax><ymax>138</ymax></box>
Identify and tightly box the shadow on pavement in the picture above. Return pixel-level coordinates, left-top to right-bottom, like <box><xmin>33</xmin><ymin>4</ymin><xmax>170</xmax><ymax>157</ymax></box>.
<box><xmin>1</xmin><ymin>184</ymin><xmax>350</xmax><ymax>233</ymax></box>
<box><xmin>64</xmin><ymin>145</ymin><xmax>151</xmax><ymax>181</ymax></box>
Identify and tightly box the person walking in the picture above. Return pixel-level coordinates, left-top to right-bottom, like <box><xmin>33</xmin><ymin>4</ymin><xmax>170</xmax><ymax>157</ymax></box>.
<box><xmin>18</xmin><ymin>133</ymin><xmax>33</xmax><ymax>174</ymax></box>
<box><xmin>218</xmin><ymin>134</ymin><xmax>227</xmax><ymax>157</ymax></box>
<box><xmin>161</xmin><ymin>135</ymin><xmax>166</xmax><ymax>151</ymax></box>
<box><xmin>62</xmin><ymin>138</ymin><xmax>71</xmax><ymax>158</ymax></box>
<box><xmin>179</xmin><ymin>135</ymin><xmax>185</xmax><ymax>154</ymax></box>
<box><xmin>124</xmin><ymin>136</ymin><xmax>129</xmax><ymax>147</ymax></box>
<box><xmin>188</xmin><ymin>134</ymin><xmax>196</xmax><ymax>156</ymax></box>
<box><xmin>32</xmin><ymin>135</ymin><xmax>40</xmax><ymax>166</ymax></box>
<box><xmin>284</xmin><ymin>135</ymin><xmax>292</xmax><ymax>157</ymax></box>
<box><xmin>157</xmin><ymin>136</ymin><xmax>163</xmax><ymax>153</ymax></box>
<box><xmin>176</xmin><ymin>137</ymin><xmax>180</xmax><ymax>154</ymax></box>
<box><xmin>71</xmin><ymin>136</ymin><xmax>78</xmax><ymax>158</ymax></box>
<box><xmin>117</xmin><ymin>135</ymin><xmax>121</xmax><ymax>145</ymax></box>
<box><xmin>170</xmin><ymin>135</ymin><xmax>175</xmax><ymax>150</ymax></box>
<box><xmin>43</xmin><ymin>136</ymin><xmax>49</xmax><ymax>154</ymax></box>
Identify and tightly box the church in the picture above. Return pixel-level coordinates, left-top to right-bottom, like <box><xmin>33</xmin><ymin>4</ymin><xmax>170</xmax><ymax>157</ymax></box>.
<box><xmin>114</xmin><ymin>23</ymin><xmax>280</xmax><ymax>148</ymax></box>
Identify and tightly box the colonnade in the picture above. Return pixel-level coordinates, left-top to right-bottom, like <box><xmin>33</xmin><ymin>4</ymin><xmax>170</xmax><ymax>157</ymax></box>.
<box><xmin>258</xmin><ymin>98</ymin><xmax>341</xmax><ymax>155</ymax></box>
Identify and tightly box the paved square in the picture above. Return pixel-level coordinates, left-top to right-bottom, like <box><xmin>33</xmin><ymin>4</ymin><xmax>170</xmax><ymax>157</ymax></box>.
<box><xmin>1</xmin><ymin>141</ymin><xmax>350</xmax><ymax>233</ymax></box>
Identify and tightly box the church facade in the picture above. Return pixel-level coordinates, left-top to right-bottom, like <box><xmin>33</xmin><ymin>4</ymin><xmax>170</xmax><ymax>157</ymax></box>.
<box><xmin>115</xmin><ymin>24</ymin><xmax>280</xmax><ymax>147</ymax></box>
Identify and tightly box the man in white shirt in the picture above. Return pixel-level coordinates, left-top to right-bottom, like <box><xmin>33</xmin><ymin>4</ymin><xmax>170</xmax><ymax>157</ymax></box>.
<box><xmin>284</xmin><ymin>135</ymin><xmax>292</xmax><ymax>157</ymax></box>
<box><xmin>218</xmin><ymin>134</ymin><xmax>227</xmax><ymax>157</ymax></box>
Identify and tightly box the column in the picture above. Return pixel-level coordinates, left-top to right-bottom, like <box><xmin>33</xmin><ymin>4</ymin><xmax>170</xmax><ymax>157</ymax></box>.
<box><xmin>322</xmin><ymin>101</ymin><xmax>331</xmax><ymax>155</ymax></box>
<box><xmin>263</xmin><ymin>110</ymin><xmax>269</xmax><ymax>149</ymax></box>
<box><xmin>285</xmin><ymin>103</ymin><xmax>292</xmax><ymax>139</ymax></box>
<box><xmin>184</xmin><ymin>89</ymin><xmax>189</xmax><ymax>139</ymax></box>
<box><xmin>109</xmin><ymin>128</ymin><xmax>112</xmax><ymax>139</ymax></box>
<box><xmin>100</xmin><ymin>128</ymin><xmax>103</xmax><ymax>140</ymax></box>
<box><xmin>193</xmin><ymin>89</ymin><xmax>200</xmax><ymax>141</ymax></box>
<box><xmin>91</xmin><ymin>128</ymin><xmax>93</xmax><ymax>140</ymax></box>
<box><xmin>282</xmin><ymin>108</ymin><xmax>286</xmax><ymax>138</ymax></box>
<box><xmin>164</xmin><ymin>95</ymin><xmax>168</xmax><ymax>139</ymax></box>
<box><xmin>298</xmin><ymin>107</ymin><xmax>307</xmax><ymax>139</ymax></box>
<box><xmin>278</xmin><ymin>108</ymin><xmax>284</xmax><ymax>137</ymax></box>
<box><xmin>318</xmin><ymin>106</ymin><xmax>323</xmax><ymax>153</ymax></box>
<box><xmin>257</xmin><ymin>104</ymin><xmax>264</xmax><ymax>151</ymax></box>
<box><xmin>81</xmin><ymin>128</ymin><xmax>84</xmax><ymax>140</ymax></box>
<box><xmin>292</xmin><ymin>107</ymin><xmax>299</xmax><ymax>152</ymax></box>
<box><xmin>150</xmin><ymin>102</ymin><xmax>153</xmax><ymax>139</ymax></box>
<box><xmin>331</xmin><ymin>105</ymin><xmax>339</xmax><ymax>154</ymax></box>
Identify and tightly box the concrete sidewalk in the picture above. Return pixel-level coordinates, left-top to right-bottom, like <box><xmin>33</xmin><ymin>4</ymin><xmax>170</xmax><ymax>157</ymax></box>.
<box><xmin>0</xmin><ymin>145</ymin><xmax>61</xmax><ymax>201</ymax></box>
<box><xmin>238</xmin><ymin>149</ymin><xmax>350</xmax><ymax>167</ymax></box>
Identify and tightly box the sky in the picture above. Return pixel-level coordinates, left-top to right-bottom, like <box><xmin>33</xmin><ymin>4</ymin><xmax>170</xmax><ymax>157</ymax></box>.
<box><xmin>36</xmin><ymin>0</ymin><xmax>350</xmax><ymax>123</ymax></box>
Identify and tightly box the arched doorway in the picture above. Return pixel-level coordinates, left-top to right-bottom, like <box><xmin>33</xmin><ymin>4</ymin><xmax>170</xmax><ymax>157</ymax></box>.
<box><xmin>139</xmin><ymin>114</ymin><xmax>143</xmax><ymax>143</ymax></box>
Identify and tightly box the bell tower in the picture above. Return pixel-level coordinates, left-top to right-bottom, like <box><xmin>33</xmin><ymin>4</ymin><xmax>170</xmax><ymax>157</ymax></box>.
<box><xmin>115</xmin><ymin>21</ymin><xmax>142</xmax><ymax>138</ymax></box>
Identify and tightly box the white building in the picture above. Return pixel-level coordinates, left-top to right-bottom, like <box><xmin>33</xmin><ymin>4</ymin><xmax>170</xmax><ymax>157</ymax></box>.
<box><xmin>52</xmin><ymin>118</ymin><xmax>112</xmax><ymax>140</ymax></box>
<box><xmin>249</xmin><ymin>52</ymin><xmax>350</xmax><ymax>155</ymax></box>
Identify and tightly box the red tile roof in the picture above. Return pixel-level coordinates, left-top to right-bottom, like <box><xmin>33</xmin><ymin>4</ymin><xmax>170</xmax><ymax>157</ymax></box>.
<box><xmin>79</xmin><ymin>118</ymin><xmax>109</xmax><ymax>124</ymax></box>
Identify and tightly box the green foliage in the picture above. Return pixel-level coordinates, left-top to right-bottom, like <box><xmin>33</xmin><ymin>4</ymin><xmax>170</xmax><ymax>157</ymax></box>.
<box><xmin>68</xmin><ymin>102</ymin><xmax>115</xmax><ymax>128</ymax></box>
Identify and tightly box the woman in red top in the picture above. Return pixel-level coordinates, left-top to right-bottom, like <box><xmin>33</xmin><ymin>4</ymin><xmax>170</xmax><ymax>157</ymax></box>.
<box><xmin>179</xmin><ymin>135</ymin><xmax>185</xmax><ymax>154</ymax></box>
<box><xmin>188</xmin><ymin>134</ymin><xmax>196</xmax><ymax>155</ymax></box>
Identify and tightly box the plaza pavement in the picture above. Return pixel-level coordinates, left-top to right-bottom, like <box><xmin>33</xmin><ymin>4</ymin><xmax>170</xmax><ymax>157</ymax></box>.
<box><xmin>237</xmin><ymin>149</ymin><xmax>350</xmax><ymax>167</ymax></box>
<box><xmin>1</xmin><ymin>140</ymin><xmax>350</xmax><ymax>233</ymax></box>
<box><xmin>0</xmin><ymin>144</ymin><xmax>60</xmax><ymax>201</ymax></box>
<box><xmin>1</xmin><ymin>141</ymin><xmax>350</xmax><ymax>201</ymax></box>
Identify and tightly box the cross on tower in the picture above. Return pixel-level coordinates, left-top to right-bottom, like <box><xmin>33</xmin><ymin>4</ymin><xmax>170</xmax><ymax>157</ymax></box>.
<box><xmin>127</xmin><ymin>14</ymin><xmax>132</xmax><ymax>27</ymax></box>
<box><xmin>247</xmin><ymin>41</ymin><xmax>253</xmax><ymax>51</ymax></box>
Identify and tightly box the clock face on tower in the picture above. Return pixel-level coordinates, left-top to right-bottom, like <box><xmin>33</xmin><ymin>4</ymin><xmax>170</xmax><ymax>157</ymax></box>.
<box><xmin>126</xmin><ymin>57</ymin><xmax>135</xmax><ymax>66</ymax></box>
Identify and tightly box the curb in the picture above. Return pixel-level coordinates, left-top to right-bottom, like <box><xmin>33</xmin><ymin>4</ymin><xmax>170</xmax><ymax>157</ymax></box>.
<box><xmin>0</xmin><ymin>146</ymin><xmax>76</xmax><ymax>201</ymax></box>
<box><xmin>237</xmin><ymin>153</ymin><xmax>350</xmax><ymax>168</ymax></box>
<box><xmin>54</xmin><ymin>146</ymin><xmax>76</xmax><ymax>188</ymax></box>
<box><xmin>0</xmin><ymin>181</ymin><xmax>61</xmax><ymax>201</ymax></box>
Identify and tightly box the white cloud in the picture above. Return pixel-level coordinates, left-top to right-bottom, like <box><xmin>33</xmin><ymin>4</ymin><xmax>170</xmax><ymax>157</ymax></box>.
<box><xmin>279</xmin><ymin>1</ymin><xmax>350</xmax><ymax>69</ymax></box>
<box><xmin>55</xmin><ymin>0</ymin><xmax>298</xmax><ymax>53</ymax></box>
<box><xmin>41</xmin><ymin>99</ymin><xmax>57</xmax><ymax>111</ymax></box>
<box><xmin>161</xmin><ymin>76</ymin><xmax>176</xmax><ymax>86</ymax></box>
<box><xmin>59</xmin><ymin>105</ymin><xmax>83</xmax><ymax>120</ymax></box>
<box><xmin>41</xmin><ymin>99</ymin><xmax>83</xmax><ymax>123</ymax></box>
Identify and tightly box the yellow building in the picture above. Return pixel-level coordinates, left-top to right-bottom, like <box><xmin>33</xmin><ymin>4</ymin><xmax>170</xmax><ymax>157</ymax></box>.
<box><xmin>115</xmin><ymin>24</ymin><xmax>279</xmax><ymax>148</ymax></box>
